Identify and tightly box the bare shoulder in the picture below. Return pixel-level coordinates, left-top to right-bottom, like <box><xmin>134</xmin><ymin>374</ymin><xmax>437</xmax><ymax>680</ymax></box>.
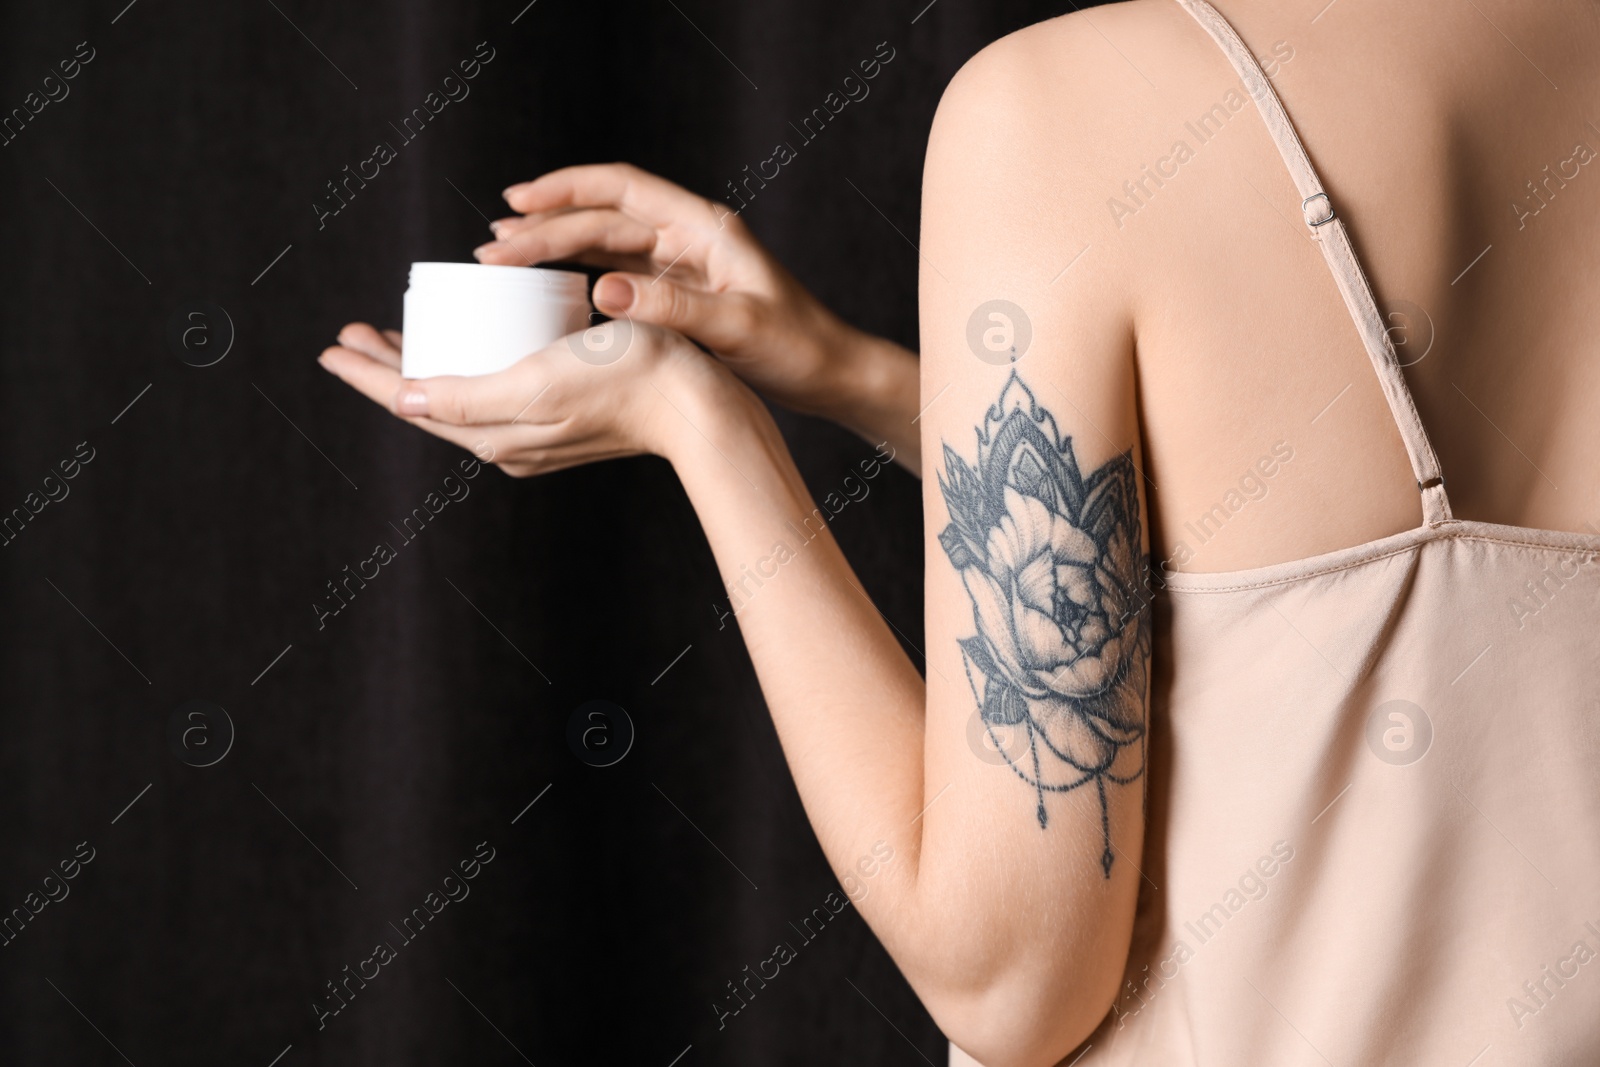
<box><xmin>917</xmin><ymin>4</ymin><xmax>1198</xmax><ymax>470</ymax></box>
<box><xmin>928</xmin><ymin>1</ymin><xmax>1201</xmax><ymax>178</ymax></box>
<box><xmin>922</xmin><ymin>0</ymin><xmax>1215</xmax><ymax>289</ymax></box>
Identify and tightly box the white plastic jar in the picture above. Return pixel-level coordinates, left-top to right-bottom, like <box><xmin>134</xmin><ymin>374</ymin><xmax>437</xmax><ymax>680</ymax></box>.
<box><xmin>400</xmin><ymin>261</ymin><xmax>592</xmax><ymax>379</ymax></box>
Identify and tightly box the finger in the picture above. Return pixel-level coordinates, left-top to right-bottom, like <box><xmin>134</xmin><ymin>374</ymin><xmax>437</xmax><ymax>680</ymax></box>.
<box><xmin>473</xmin><ymin>208</ymin><xmax>659</xmax><ymax>268</ymax></box>
<box><xmin>502</xmin><ymin>163</ymin><xmax>715</xmax><ymax>230</ymax></box>
<box><xmin>390</xmin><ymin>358</ymin><xmax>563</xmax><ymax>428</ymax></box>
<box><xmin>382</xmin><ymin>329</ymin><xmax>404</xmax><ymax>351</ymax></box>
<box><xmin>325</xmin><ymin>332</ymin><xmax>567</xmax><ymax>428</ymax></box>
<box><xmin>320</xmin><ymin>343</ymin><xmax>404</xmax><ymax>407</ymax></box>
<box><xmin>483</xmin><ymin>209</ymin><xmax>705</xmax><ymax>280</ymax></box>
<box><xmin>592</xmin><ymin>272</ymin><xmax>758</xmax><ymax>353</ymax></box>
<box><xmin>473</xmin><ymin>240</ymin><xmax>656</xmax><ymax>275</ymax></box>
<box><xmin>488</xmin><ymin>207</ymin><xmax>584</xmax><ymax>235</ymax></box>
<box><xmin>319</xmin><ymin>346</ymin><xmax>548</xmax><ymax>456</ymax></box>
<box><xmin>321</xmin><ymin>344</ymin><xmax>652</xmax><ymax>476</ymax></box>
<box><xmin>488</xmin><ymin>205</ymin><xmax>636</xmax><ymax>236</ymax></box>
<box><xmin>335</xmin><ymin>322</ymin><xmax>402</xmax><ymax>369</ymax></box>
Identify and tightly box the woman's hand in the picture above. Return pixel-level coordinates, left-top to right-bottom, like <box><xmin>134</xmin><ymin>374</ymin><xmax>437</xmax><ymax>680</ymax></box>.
<box><xmin>474</xmin><ymin>163</ymin><xmax>921</xmax><ymax>473</ymax></box>
<box><xmin>316</xmin><ymin>321</ymin><xmax>743</xmax><ymax>477</ymax></box>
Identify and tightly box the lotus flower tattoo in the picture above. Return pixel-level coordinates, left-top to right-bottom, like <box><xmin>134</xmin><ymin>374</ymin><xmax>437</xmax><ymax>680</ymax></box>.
<box><xmin>938</xmin><ymin>373</ymin><xmax>1149</xmax><ymax>877</ymax></box>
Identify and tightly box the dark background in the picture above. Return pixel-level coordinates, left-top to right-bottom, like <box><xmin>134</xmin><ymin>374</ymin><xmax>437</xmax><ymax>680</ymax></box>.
<box><xmin>0</xmin><ymin>1</ymin><xmax>1080</xmax><ymax>1063</ymax></box>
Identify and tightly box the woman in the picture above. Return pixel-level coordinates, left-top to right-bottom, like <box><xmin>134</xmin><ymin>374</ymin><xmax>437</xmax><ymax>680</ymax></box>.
<box><xmin>319</xmin><ymin>0</ymin><xmax>1600</xmax><ymax>1062</ymax></box>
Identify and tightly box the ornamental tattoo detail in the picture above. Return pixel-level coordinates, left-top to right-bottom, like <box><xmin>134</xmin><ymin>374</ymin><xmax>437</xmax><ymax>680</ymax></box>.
<box><xmin>938</xmin><ymin>372</ymin><xmax>1150</xmax><ymax>878</ymax></box>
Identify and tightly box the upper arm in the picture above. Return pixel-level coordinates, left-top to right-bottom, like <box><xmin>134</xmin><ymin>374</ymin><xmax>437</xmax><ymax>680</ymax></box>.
<box><xmin>913</xmin><ymin>15</ymin><xmax>1152</xmax><ymax>1064</ymax></box>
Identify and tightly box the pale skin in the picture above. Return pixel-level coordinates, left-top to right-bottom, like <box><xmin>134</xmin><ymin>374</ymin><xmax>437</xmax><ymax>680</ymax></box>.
<box><xmin>320</xmin><ymin>2</ymin><xmax>1600</xmax><ymax>1064</ymax></box>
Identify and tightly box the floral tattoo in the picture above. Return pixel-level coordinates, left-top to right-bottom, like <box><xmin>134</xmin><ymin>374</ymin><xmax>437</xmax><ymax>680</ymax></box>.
<box><xmin>938</xmin><ymin>373</ymin><xmax>1149</xmax><ymax>877</ymax></box>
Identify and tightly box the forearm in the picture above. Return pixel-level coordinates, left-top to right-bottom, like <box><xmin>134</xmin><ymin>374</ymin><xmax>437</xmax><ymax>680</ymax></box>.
<box><xmin>821</xmin><ymin>326</ymin><xmax>923</xmax><ymax>476</ymax></box>
<box><xmin>665</xmin><ymin>372</ymin><xmax>930</xmax><ymax>882</ymax></box>
<box><xmin>659</xmin><ymin>369</ymin><xmax>1126</xmax><ymax>1065</ymax></box>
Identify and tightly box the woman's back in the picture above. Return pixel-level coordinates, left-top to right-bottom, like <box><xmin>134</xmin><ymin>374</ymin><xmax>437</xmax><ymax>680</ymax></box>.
<box><xmin>923</xmin><ymin>1</ymin><xmax>1600</xmax><ymax>1063</ymax></box>
<box><xmin>928</xmin><ymin>0</ymin><xmax>1600</xmax><ymax>573</ymax></box>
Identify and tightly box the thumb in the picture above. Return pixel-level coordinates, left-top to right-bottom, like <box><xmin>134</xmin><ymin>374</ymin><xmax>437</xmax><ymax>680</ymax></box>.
<box><xmin>593</xmin><ymin>272</ymin><xmax>756</xmax><ymax>352</ymax></box>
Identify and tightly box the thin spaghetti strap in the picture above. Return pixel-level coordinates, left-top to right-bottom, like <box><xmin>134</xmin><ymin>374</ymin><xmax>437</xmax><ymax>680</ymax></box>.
<box><xmin>1173</xmin><ymin>0</ymin><xmax>1453</xmax><ymax>525</ymax></box>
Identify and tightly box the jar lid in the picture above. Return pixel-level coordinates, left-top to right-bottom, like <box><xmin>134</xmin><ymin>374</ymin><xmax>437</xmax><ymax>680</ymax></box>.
<box><xmin>407</xmin><ymin>261</ymin><xmax>589</xmax><ymax>296</ymax></box>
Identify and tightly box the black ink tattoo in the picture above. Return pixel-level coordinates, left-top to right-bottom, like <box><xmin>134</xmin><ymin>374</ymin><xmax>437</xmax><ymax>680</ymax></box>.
<box><xmin>938</xmin><ymin>372</ymin><xmax>1149</xmax><ymax>878</ymax></box>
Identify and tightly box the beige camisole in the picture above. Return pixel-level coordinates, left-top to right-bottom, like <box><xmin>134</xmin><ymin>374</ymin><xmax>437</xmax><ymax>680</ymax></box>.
<box><xmin>954</xmin><ymin>1</ymin><xmax>1600</xmax><ymax>1063</ymax></box>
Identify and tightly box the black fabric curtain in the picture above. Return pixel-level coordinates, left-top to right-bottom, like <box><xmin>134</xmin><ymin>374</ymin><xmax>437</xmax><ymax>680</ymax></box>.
<box><xmin>1</xmin><ymin>1</ymin><xmax>1080</xmax><ymax>1063</ymax></box>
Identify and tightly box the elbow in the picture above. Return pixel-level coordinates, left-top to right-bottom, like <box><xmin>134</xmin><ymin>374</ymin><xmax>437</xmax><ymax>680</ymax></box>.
<box><xmin>922</xmin><ymin>963</ymin><xmax>1120</xmax><ymax>1067</ymax></box>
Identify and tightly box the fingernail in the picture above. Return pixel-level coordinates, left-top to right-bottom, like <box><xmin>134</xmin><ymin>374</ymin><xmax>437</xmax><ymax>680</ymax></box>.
<box><xmin>594</xmin><ymin>275</ymin><xmax>634</xmax><ymax>312</ymax></box>
<box><xmin>395</xmin><ymin>389</ymin><xmax>429</xmax><ymax>416</ymax></box>
<box><xmin>490</xmin><ymin>217</ymin><xmax>517</xmax><ymax>235</ymax></box>
<box><xmin>502</xmin><ymin>183</ymin><xmax>527</xmax><ymax>200</ymax></box>
<box><xmin>317</xmin><ymin>353</ymin><xmax>333</xmax><ymax>371</ymax></box>
<box><xmin>473</xmin><ymin>241</ymin><xmax>501</xmax><ymax>260</ymax></box>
